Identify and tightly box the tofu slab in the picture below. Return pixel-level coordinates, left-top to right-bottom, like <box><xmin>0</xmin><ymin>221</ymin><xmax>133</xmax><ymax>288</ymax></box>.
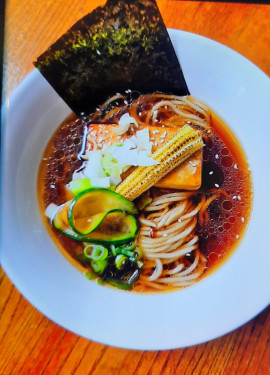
<box><xmin>87</xmin><ymin>123</ymin><xmax>202</xmax><ymax>190</ymax></box>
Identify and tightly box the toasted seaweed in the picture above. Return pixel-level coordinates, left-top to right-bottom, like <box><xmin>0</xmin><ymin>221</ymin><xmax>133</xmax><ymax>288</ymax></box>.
<box><xmin>34</xmin><ymin>0</ymin><xmax>189</xmax><ymax>116</ymax></box>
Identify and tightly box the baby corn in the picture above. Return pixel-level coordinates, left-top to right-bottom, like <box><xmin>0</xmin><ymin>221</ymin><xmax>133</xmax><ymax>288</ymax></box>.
<box><xmin>115</xmin><ymin>125</ymin><xmax>204</xmax><ymax>201</ymax></box>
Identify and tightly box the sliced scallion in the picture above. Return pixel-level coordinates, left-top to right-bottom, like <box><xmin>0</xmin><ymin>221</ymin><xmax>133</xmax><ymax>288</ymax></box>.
<box><xmin>110</xmin><ymin>244</ymin><xmax>117</xmax><ymax>256</ymax></box>
<box><xmin>85</xmin><ymin>271</ymin><xmax>94</xmax><ymax>280</ymax></box>
<box><xmin>69</xmin><ymin>178</ymin><xmax>92</xmax><ymax>195</ymax></box>
<box><xmin>115</xmin><ymin>255</ymin><xmax>128</xmax><ymax>270</ymax></box>
<box><xmin>123</xmin><ymin>241</ymin><xmax>136</xmax><ymax>251</ymax></box>
<box><xmin>135</xmin><ymin>247</ymin><xmax>143</xmax><ymax>259</ymax></box>
<box><xmin>91</xmin><ymin>259</ymin><xmax>108</xmax><ymax>274</ymax></box>
<box><xmin>121</xmin><ymin>249</ymin><xmax>134</xmax><ymax>257</ymax></box>
<box><xmin>84</xmin><ymin>244</ymin><xmax>108</xmax><ymax>260</ymax></box>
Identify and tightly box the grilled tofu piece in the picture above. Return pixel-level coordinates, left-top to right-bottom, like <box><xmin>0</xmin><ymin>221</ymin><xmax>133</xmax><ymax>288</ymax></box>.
<box><xmin>87</xmin><ymin>123</ymin><xmax>202</xmax><ymax>190</ymax></box>
<box><xmin>155</xmin><ymin>149</ymin><xmax>202</xmax><ymax>190</ymax></box>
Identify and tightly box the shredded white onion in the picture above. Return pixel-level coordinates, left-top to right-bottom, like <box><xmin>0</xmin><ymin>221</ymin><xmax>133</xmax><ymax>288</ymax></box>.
<box><xmin>113</xmin><ymin>113</ymin><xmax>138</xmax><ymax>135</ymax></box>
<box><xmin>45</xmin><ymin>203</ymin><xmax>59</xmax><ymax>221</ymax></box>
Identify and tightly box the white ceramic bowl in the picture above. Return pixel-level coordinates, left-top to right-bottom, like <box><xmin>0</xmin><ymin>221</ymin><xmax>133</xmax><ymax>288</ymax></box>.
<box><xmin>2</xmin><ymin>30</ymin><xmax>270</xmax><ymax>350</ymax></box>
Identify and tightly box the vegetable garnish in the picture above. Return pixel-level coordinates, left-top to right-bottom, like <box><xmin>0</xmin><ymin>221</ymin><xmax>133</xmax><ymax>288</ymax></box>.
<box><xmin>68</xmin><ymin>188</ymin><xmax>137</xmax><ymax>235</ymax></box>
<box><xmin>50</xmin><ymin>188</ymin><xmax>138</xmax><ymax>244</ymax></box>
<box><xmin>70</xmin><ymin>208</ymin><xmax>122</xmax><ymax>236</ymax></box>
<box><xmin>107</xmin><ymin>269</ymin><xmax>140</xmax><ymax>291</ymax></box>
<box><xmin>113</xmin><ymin>113</ymin><xmax>139</xmax><ymax>135</ymax></box>
<box><xmin>83</xmin><ymin>245</ymin><xmax>110</xmax><ymax>276</ymax></box>
<box><xmin>67</xmin><ymin>124</ymin><xmax>159</xmax><ymax>194</ymax></box>
<box><xmin>115</xmin><ymin>255</ymin><xmax>128</xmax><ymax>270</ymax></box>
<box><xmin>136</xmin><ymin>191</ymin><xmax>152</xmax><ymax>210</ymax></box>
<box><xmin>81</xmin><ymin>241</ymin><xmax>142</xmax><ymax>289</ymax></box>
<box><xmin>84</xmin><ymin>244</ymin><xmax>108</xmax><ymax>261</ymax></box>
<box><xmin>91</xmin><ymin>259</ymin><xmax>108</xmax><ymax>275</ymax></box>
<box><xmin>69</xmin><ymin>178</ymin><xmax>92</xmax><ymax>196</ymax></box>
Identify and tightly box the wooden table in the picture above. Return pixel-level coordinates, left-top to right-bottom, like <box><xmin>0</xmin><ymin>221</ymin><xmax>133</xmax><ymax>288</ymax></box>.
<box><xmin>1</xmin><ymin>1</ymin><xmax>270</xmax><ymax>374</ymax></box>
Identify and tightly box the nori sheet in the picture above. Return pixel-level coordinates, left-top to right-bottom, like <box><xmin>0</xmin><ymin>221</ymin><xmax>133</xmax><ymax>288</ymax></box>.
<box><xmin>34</xmin><ymin>0</ymin><xmax>189</xmax><ymax>116</ymax></box>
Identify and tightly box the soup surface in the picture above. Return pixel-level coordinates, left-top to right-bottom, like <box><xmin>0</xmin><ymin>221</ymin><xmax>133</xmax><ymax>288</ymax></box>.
<box><xmin>38</xmin><ymin>95</ymin><xmax>252</xmax><ymax>292</ymax></box>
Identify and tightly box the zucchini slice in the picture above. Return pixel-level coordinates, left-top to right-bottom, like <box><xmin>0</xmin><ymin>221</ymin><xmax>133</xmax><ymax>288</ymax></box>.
<box><xmin>68</xmin><ymin>187</ymin><xmax>137</xmax><ymax>235</ymax></box>
<box><xmin>53</xmin><ymin>208</ymin><xmax>138</xmax><ymax>244</ymax></box>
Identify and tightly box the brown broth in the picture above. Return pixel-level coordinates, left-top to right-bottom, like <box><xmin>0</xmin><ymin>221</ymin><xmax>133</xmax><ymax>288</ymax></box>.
<box><xmin>38</xmin><ymin>114</ymin><xmax>86</xmax><ymax>269</ymax></box>
<box><xmin>38</xmin><ymin>109</ymin><xmax>253</xmax><ymax>289</ymax></box>
<box><xmin>196</xmin><ymin>112</ymin><xmax>252</xmax><ymax>275</ymax></box>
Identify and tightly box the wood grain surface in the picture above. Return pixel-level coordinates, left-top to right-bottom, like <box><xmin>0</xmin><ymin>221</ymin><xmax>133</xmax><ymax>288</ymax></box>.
<box><xmin>1</xmin><ymin>1</ymin><xmax>270</xmax><ymax>374</ymax></box>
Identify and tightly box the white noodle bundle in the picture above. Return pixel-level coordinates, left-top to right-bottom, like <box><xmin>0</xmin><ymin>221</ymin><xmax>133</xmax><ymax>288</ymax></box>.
<box><xmin>138</xmin><ymin>192</ymin><xmax>207</xmax><ymax>290</ymax></box>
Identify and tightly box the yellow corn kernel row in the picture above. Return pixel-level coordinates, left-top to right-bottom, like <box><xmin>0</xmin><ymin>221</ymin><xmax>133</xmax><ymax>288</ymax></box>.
<box><xmin>115</xmin><ymin>124</ymin><xmax>204</xmax><ymax>201</ymax></box>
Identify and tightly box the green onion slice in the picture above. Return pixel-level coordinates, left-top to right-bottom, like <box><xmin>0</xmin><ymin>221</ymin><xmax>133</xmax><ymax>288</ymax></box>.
<box><xmin>121</xmin><ymin>249</ymin><xmax>134</xmax><ymax>257</ymax></box>
<box><xmin>84</xmin><ymin>244</ymin><xmax>108</xmax><ymax>260</ymax></box>
<box><xmin>91</xmin><ymin>259</ymin><xmax>108</xmax><ymax>274</ymax></box>
<box><xmin>69</xmin><ymin>178</ymin><xmax>92</xmax><ymax>196</ymax></box>
<box><xmin>115</xmin><ymin>255</ymin><xmax>128</xmax><ymax>270</ymax></box>
<box><xmin>123</xmin><ymin>242</ymin><xmax>136</xmax><ymax>251</ymax></box>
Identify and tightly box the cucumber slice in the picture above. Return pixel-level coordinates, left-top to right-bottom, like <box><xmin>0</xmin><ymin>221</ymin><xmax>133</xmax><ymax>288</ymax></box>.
<box><xmin>68</xmin><ymin>187</ymin><xmax>137</xmax><ymax>235</ymax></box>
<box><xmin>53</xmin><ymin>209</ymin><xmax>138</xmax><ymax>244</ymax></box>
